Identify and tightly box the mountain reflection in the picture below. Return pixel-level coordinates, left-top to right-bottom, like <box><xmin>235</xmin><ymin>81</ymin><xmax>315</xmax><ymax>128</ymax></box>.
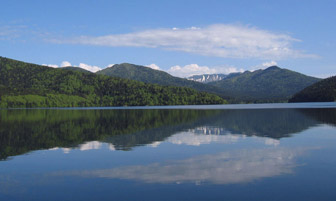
<box><xmin>0</xmin><ymin>109</ymin><xmax>218</xmax><ymax>159</ymax></box>
<box><xmin>165</xmin><ymin>129</ymin><xmax>280</xmax><ymax>146</ymax></box>
<box><xmin>0</xmin><ymin>107</ymin><xmax>334</xmax><ymax>160</ymax></box>
<box><xmin>202</xmin><ymin>109</ymin><xmax>318</xmax><ymax>139</ymax></box>
<box><xmin>299</xmin><ymin>108</ymin><xmax>336</xmax><ymax>127</ymax></box>
<box><xmin>64</xmin><ymin>147</ymin><xmax>309</xmax><ymax>185</ymax></box>
<box><xmin>105</xmin><ymin>109</ymin><xmax>318</xmax><ymax>149</ymax></box>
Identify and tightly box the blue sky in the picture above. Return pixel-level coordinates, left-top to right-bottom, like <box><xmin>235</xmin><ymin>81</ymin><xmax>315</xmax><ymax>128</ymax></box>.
<box><xmin>0</xmin><ymin>0</ymin><xmax>335</xmax><ymax>78</ymax></box>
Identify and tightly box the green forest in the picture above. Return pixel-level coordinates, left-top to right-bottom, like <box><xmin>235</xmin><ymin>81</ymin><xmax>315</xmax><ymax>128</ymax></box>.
<box><xmin>209</xmin><ymin>66</ymin><xmax>321</xmax><ymax>103</ymax></box>
<box><xmin>289</xmin><ymin>76</ymin><xmax>336</xmax><ymax>102</ymax></box>
<box><xmin>97</xmin><ymin>63</ymin><xmax>228</xmax><ymax>98</ymax></box>
<box><xmin>0</xmin><ymin>57</ymin><xmax>226</xmax><ymax>108</ymax></box>
<box><xmin>98</xmin><ymin>63</ymin><xmax>322</xmax><ymax>103</ymax></box>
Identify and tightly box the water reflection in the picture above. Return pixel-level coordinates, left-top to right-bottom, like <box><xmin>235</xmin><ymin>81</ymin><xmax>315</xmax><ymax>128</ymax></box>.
<box><xmin>299</xmin><ymin>108</ymin><xmax>336</xmax><ymax>126</ymax></box>
<box><xmin>63</xmin><ymin>147</ymin><xmax>310</xmax><ymax>185</ymax></box>
<box><xmin>166</xmin><ymin>131</ymin><xmax>243</xmax><ymax>146</ymax></box>
<box><xmin>60</xmin><ymin>127</ymin><xmax>280</xmax><ymax>154</ymax></box>
<box><xmin>1</xmin><ymin>106</ymin><xmax>336</xmax><ymax>201</ymax></box>
<box><xmin>0</xmin><ymin>108</ymin><xmax>335</xmax><ymax>159</ymax></box>
<box><xmin>202</xmin><ymin>109</ymin><xmax>319</xmax><ymax>139</ymax></box>
<box><xmin>79</xmin><ymin>141</ymin><xmax>103</xmax><ymax>151</ymax></box>
<box><xmin>0</xmin><ymin>109</ymin><xmax>215</xmax><ymax>159</ymax></box>
<box><xmin>165</xmin><ymin>129</ymin><xmax>280</xmax><ymax>146</ymax></box>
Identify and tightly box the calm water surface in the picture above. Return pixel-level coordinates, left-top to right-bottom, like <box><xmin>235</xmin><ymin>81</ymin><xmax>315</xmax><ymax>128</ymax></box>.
<box><xmin>1</xmin><ymin>103</ymin><xmax>336</xmax><ymax>201</ymax></box>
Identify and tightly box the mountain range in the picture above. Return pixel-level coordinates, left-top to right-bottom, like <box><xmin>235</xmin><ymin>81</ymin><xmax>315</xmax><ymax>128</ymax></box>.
<box><xmin>97</xmin><ymin>64</ymin><xmax>321</xmax><ymax>103</ymax></box>
<box><xmin>0</xmin><ymin>57</ymin><xmax>226</xmax><ymax>108</ymax></box>
<box><xmin>208</xmin><ymin>66</ymin><xmax>321</xmax><ymax>102</ymax></box>
<box><xmin>0</xmin><ymin>56</ymin><xmax>330</xmax><ymax>107</ymax></box>
<box><xmin>96</xmin><ymin>63</ymin><xmax>228</xmax><ymax>98</ymax></box>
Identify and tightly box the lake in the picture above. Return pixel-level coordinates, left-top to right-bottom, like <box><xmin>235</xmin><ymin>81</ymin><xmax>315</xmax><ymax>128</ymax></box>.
<box><xmin>1</xmin><ymin>102</ymin><xmax>336</xmax><ymax>201</ymax></box>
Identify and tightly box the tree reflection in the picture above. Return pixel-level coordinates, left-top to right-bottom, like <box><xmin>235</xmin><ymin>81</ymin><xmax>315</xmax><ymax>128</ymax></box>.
<box><xmin>0</xmin><ymin>107</ymin><xmax>334</xmax><ymax>160</ymax></box>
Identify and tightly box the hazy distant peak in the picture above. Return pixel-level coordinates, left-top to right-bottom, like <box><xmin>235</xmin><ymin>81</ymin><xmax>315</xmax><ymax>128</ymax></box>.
<box><xmin>188</xmin><ymin>74</ymin><xmax>228</xmax><ymax>83</ymax></box>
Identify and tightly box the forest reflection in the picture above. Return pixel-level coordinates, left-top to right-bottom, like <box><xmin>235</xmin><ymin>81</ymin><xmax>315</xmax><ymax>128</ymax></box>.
<box><xmin>1</xmin><ymin>108</ymin><xmax>335</xmax><ymax>160</ymax></box>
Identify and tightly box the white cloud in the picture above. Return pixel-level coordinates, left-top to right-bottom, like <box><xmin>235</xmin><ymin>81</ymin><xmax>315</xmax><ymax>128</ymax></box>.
<box><xmin>262</xmin><ymin>60</ymin><xmax>278</xmax><ymax>68</ymax></box>
<box><xmin>167</xmin><ymin>63</ymin><xmax>244</xmax><ymax>78</ymax></box>
<box><xmin>146</xmin><ymin>64</ymin><xmax>160</xmax><ymax>70</ymax></box>
<box><xmin>314</xmin><ymin>73</ymin><xmax>335</xmax><ymax>79</ymax></box>
<box><xmin>61</xmin><ymin>61</ymin><xmax>72</xmax><ymax>67</ymax></box>
<box><xmin>79</xmin><ymin>63</ymin><xmax>102</xmax><ymax>72</ymax></box>
<box><xmin>53</xmin><ymin>24</ymin><xmax>317</xmax><ymax>59</ymax></box>
<box><xmin>168</xmin><ymin>64</ymin><xmax>216</xmax><ymax>77</ymax></box>
<box><xmin>221</xmin><ymin>67</ymin><xmax>245</xmax><ymax>74</ymax></box>
<box><xmin>42</xmin><ymin>64</ymin><xmax>59</xmax><ymax>68</ymax></box>
<box><xmin>250</xmin><ymin>60</ymin><xmax>278</xmax><ymax>71</ymax></box>
<box><xmin>42</xmin><ymin>61</ymin><xmax>103</xmax><ymax>72</ymax></box>
<box><xmin>106</xmin><ymin>64</ymin><xmax>115</xmax><ymax>68</ymax></box>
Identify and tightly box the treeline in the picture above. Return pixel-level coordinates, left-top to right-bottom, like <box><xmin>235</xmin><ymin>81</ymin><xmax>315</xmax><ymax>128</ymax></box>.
<box><xmin>0</xmin><ymin>57</ymin><xmax>227</xmax><ymax>108</ymax></box>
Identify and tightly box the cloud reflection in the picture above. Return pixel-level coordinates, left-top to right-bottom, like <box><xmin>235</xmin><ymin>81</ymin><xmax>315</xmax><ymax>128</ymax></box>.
<box><xmin>79</xmin><ymin>141</ymin><xmax>102</xmax><ymax>151</ymax></box>
<box><xmin>67</xmin><ymin>148</ymin><xmax>307</xmax><ymax>185</ymax></box>
<box><xmin>166</xmin><ymin>131</ymin><xmax>242</xmax><ymax>146</ymax></box>
<box><xmin>59</xmin><ymin>126</ymin><xmax>282</xmax><ymax>153</ymax></box>
<box><xmin>164</xmin><ymin>127</ymin><xmax>280</xmax><ymax>147</ymax></box>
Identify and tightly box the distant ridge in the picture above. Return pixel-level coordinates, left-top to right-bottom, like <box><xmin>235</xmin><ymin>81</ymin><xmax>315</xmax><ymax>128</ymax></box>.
<box><xmin>97</xmin><ymin>64</ymin><xmax>321</xmax><ymax>103</ymax></box>
<box><xmin>289</xmin><ymin>76</ymin><xmax>336</xmax><ymax>102</ymax></box>
<box><xmin>96</xmin><ymin>63</ymin><xmax>228</xmax><ymax>98</ymax></box>
<box><xmin>208</xmin><ymin>66</ymin><xmax>321</xmax><ymax>102</ymax></box>
<box><xmin>62</xmin><ymin>66</ymin><xmax>92</xmax><ymax>73</ymax></box>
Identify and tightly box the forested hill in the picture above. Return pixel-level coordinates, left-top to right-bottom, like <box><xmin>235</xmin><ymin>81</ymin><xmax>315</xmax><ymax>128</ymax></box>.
<box><xmin>62</xmin><ymin>66</ymin><xmax>92</xmax><ymax>73</ymax></box>
<box><xmin>289</xmin><ymin>76</ymin><xmax>336</xmax><ymax>102</ymax></box>
<box><xmin>96</xmin><ymin>63</ymin><xmax>228</xmax><ymax>98</ymax></box>
<box><xmin>208</xmin><ymin>66</ymin><xmax>321</xmax><ymax>102</ymax></box>
<box><xmin>0</xmin><ymin>57</ymin><xmax>226</xmax><ymax>108</ymax></box>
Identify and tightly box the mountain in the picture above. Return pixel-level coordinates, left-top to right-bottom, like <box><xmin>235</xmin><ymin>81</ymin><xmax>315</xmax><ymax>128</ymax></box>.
<box><xmin>97</xmin><ymin>64</ymin><xmax>320</xmax><ymax>103</ymax></box>
<box><xmin>62</xmin><ymin>66</ymin><xmax>92</xmax><ymax>73</ymax></box>
<box><xmin>289</xmin><ymin>76</ymin><xmax>336</xmax><ymax>102</ymax></box>
<box><xmin>187</xmin><ymin>74</ymin><xmax>228</xmax><ymax>83</ymax></box>
<box><xmin>96</xmin><ymin>63</ymin><xmax>228</xmax><ymax>98</ymax></box>
<box><xmin>0</xmin><ymin>57</ymin><xmax>226</xmax><ymax>108</ymax></box>
<box><xmin>208</xmin><ymin>66</ymin><xmax>321</xmax><ymax>102</ymax></box>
